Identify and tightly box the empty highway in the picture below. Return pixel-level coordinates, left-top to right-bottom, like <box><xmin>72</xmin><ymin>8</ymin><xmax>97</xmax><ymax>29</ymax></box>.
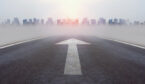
<box><xmin>0</xmin><ymin>36</ymin><xmax>145</xmax><ymax>84</ymax></box>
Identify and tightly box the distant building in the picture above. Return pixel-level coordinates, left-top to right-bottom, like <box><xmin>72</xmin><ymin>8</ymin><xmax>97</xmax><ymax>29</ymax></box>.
<box><xmin>57</xmin><ymin>19</ymin><xmax>62</xmax><ymax>25</ymax></box>
<box><xmin>12</xmin><ymin>17</ymin><xmax>20</xmax><ymax>25</ymax></box>
<box><xmin>108</xmin><ymin>18</ymin><xmax>123</xmax><ymax>25</ymax></box>
<box><xmin>82</xmin><ymin>18</ymin><xmax>89</xmax><ymax>25</ymax></box>
<box><xmin>23</xmin><ymin>18</ymin><xmax>41</xmax><ymax>25</ymax></box>
<box><xmin>28</xmin><ymin>19</ymin><xmax>33</xmax><ymax>25</ymax></box>
<box><xmin>118</xmin><ymin>19</ymin><xmax>126</xmax><ymax>25</ymax></box>
<box><xmin>32</xmin><ymin>18</ymin><xmax>39</xmax><ymax>25</ymax></box>
<box><xmin>5</xmin><ymin>19</ymin><xmax>11</xmax><ymax>25</ymax></box>
<box><xmin>61</xmin><ymin>18</ymin><xmax>75</xmax><ymax>25</ymax></box>
<box><xmin>98</xmin><ymin>18</ymin><xmax>106</xmax><ymax>25</ymax></box>
<box><xmin>46</xmin><ymin>18</ymin><xmax>53</xmax><ymax>25</ymax></box>
<box><xmin>33</xmin><ymin>18</ymin><xmax>37</xmax><ymax>25</ymax></box>
<box><xmin>91</xmin><ymin>19</ymin><xmax>97</xmax><ymax>25</ymax></box>
<box><xmin>114</xmin><ymin>18</ymin><xmax>118</xmax><ymax>24</ymax></box>
<box><xmin>72</xmin><ymin>19</ymin><xmax>79</xmax><ymax>25</ymax></box>
<box><xmin>65</xmin><ymin>18</ymin><xmax>72</xmax><ymax>24</ymax></box>
<box><xmin>108</xmin><ymin>19</ymin><xmax>113</xmax><ymax>25</ymax></box>
<box><xmin>40</xmin><ymin>19</ymin><xmax>44</xmax><ymax>24</ymax></box>
<box><xmin>134</xmin><ymin>21</ymin><xmax>140</xmax><ymax>25</ymax></box>
<box><xmin>140</xmin><ymin>22</ymin><xmax>144</xmax><ymax>25</ymax></box>
<box><xmin>36</xmin><ymin>19</ymin><xmax>40</xmax><ymax>24</ymax></box>
<box><xmin>23</xmin><ymin>19</ymin><xmax>28</xmax><ymax>25</ymax></box>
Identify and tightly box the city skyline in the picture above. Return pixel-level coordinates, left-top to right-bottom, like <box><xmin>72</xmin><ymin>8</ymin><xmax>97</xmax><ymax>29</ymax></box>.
<box><xmin>1</xmin><ymin>17</ymin><xmax>145</xmax><ymax>25</ymax></box>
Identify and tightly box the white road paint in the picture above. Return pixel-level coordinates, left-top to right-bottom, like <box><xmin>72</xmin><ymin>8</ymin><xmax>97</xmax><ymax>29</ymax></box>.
<box><xmin>0</xmin><ymin>37</ymin><xmax>45</xmax><ymax>49</ymax></box>
<box><xmin>105</xmin><ymin>38</ymin><xmax>145</xmax><ymax>50</ymax></box>
<box><xmin>57</xmin><ymin>38</ymin><xmax>90</xmax><ymax>75</ymax></box>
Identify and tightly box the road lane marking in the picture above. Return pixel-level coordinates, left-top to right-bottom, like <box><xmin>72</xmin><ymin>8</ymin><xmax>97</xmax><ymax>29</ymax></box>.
<box><xmin>57</xmin><ymin>38</ymin><xmax>90</xmax><ymax>75</ymax></box>
<box><xmin>0</xmin><ymin>36</ymin><xmax>46</xmax><ymax>49</ymax></box>
<box><xmin>64</xmin><ymin>44</ymin><xmax>82</xmax><ymax>75</ymax></box>
<box><xmin>102</xmin><ymin>38</ymin><xmax>145</xmax><ymax>49</ymax></box>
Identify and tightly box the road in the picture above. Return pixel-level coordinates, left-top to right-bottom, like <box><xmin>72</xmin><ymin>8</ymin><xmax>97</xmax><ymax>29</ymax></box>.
<box><xmin>0</xmin><ymin>36</ymin><xmax>145</xmax><ymax>84</ymax></box>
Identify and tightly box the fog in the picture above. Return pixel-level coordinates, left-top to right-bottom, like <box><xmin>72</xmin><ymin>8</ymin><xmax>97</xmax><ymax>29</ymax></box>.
<box><xmin>0</xmin><ymin>25</ymin><xmax>145</xmax><ymax>47</ymax></box>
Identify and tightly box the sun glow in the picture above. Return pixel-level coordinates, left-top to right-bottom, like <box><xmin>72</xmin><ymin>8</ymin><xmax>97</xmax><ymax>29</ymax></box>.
<box><xmin>59</xmin><ymin>0</ymin><xmax>83</xmax><ymax>18</ymax></box>
<box><xmin>40</xmin><ymin>0</ymin><xmax>88</xmax><ymax>18</ymax></box>
<box><xmin>40</xmin><ymin>0</ymin><xmax>102</xmax><ymax>18</ymax></box>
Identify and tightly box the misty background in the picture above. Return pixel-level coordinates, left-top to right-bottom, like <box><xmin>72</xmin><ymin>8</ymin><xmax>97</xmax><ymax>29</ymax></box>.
<box><xmin>0</xmin><ymin>0</ymin><xmax>145</xmax><ymax>22</ymax></box>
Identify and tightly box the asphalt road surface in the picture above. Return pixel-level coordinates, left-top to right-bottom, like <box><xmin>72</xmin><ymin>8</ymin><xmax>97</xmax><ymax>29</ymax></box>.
<box><xmin>0</xmin><ymin>36</ymin><xmax>145</xmax><ymax>84</ymax></box>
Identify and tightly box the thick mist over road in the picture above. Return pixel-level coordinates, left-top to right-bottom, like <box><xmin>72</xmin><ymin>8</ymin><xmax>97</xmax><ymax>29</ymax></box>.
<box><xmin>0</xmin><ymin>25</ymin><xmax>145</xmax><ymax>47</ymax></box>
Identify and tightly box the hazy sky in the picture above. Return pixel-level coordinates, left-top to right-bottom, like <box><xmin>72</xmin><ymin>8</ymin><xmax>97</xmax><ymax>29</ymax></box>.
<box><xmin>0</xmin><ymin>0</ymin><xmax>145</xmax><ymax>21</ymax></box>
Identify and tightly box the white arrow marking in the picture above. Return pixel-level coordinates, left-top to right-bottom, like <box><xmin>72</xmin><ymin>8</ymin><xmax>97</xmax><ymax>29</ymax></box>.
<box><xmin>57</xmin><ymin>38</ymin><xmax>90</xmax><ymax>75</ymax></box>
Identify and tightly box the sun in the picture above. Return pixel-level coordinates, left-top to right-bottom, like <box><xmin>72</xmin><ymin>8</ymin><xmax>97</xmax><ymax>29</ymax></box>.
<box><xmin>59</xmin><ymin>0</ymin><xmax>83</xmax><ymax>18</ymax></box>
<box><xmin>40</xmin><ymin>0</ymin><xmax>82</xmax><ymax>18</ymax></box>
<box><xmin>40</xmin><ymin>0</ymin><xmax>101</xmax><ymax>18</ymax></box>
